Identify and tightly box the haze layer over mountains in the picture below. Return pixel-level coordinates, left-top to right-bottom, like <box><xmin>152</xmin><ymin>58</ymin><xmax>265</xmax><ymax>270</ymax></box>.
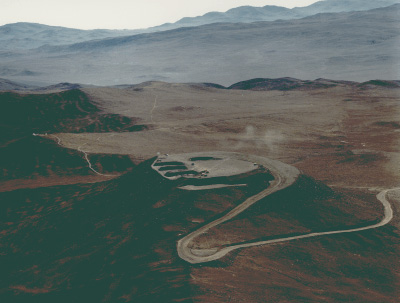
<box><xmin>0</xmin><ymin>0</ymin><xmax>399</xmax><ymax>86</ymax></box>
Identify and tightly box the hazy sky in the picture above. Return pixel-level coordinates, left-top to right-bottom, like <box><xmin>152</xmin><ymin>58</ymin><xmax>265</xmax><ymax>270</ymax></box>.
<box><xmin>1</xmin><ymin>0</ymin><xmax>320</xmax><ymax>30</ymax></box>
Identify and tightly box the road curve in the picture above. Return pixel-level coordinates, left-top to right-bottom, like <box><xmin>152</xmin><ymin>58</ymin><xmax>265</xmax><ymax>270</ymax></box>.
<box><xmin>177</xmin><ymin>154</ymin><xmax>398</xmax><ymax>264</ymax></box>
<box><xmin>33</xmin><ymin>133</ymin><xmax>115</xmax><ymax>177</ymax></box>
<box><xmin>177</xmin><ymin>153</ymin><xmax>300</xmax><ymax>264</ymax></box>
<box><xmin>77</xmin><ymin>143</ymin><xmax>112</xmax><ymax>177</ymax></box>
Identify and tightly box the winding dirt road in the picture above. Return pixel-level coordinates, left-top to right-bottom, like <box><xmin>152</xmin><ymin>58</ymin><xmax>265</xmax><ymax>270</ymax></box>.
<box><xmin>177</xmin><ymin>154</ymin><xmax>300</xmax><ymax>264</ymax></box>
<box><xmin>34</xmin><ymin>133</ymin><xmax>115</xmax><ymax>177</ymax></box>
<box><xmin>77</xmin><ymin>143</ymin><xmax>117</xmax><ymax>177</ymax></box>
<box><xmin>177</xmin><ymin>154</ymin><xmax>398</xmax><ymax>264</ymax></box>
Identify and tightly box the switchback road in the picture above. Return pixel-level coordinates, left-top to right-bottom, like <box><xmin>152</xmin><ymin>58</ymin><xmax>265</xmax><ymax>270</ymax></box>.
<box><xmin>176</xmin><ymin>154</ymin><xmax>398</xmax><ymax>264</ymax></box>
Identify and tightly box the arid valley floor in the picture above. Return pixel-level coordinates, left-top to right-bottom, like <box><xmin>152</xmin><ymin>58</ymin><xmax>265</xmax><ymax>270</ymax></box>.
<box><xmin>0</xmin><ymin>79</ymin><xmax>399</xmax><ymax>302</ymax></box>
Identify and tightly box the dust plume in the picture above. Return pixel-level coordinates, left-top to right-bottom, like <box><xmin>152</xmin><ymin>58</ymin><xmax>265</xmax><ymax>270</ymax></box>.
<box><xmin>234</xmin><ymin>125</ymin><xmax>285</xmax><ymax>153</ymax></box>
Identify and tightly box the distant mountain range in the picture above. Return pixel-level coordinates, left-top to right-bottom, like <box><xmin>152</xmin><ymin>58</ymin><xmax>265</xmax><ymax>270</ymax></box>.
<box><xmin>1</xmin><ymin>0</ymin><xmax>399</xmax><ymax>51</ymax></box>
<box><xmin>0</xmin><ymin>78</ymin><xmax>32</xmax><ymax>90</ymax></box>
<box><xmin>0</xmin><ymin>78</ymin><xmax>89</xmax><ymax>91</ymax></box>
<box><xmin>163</xmin><ymin>0</ymin><xmax>400</xmax><ymax>29</ymax></box>
<box><xmin>2</xmin><ymin>77</ymin><xmax>399</xmax><ymax>93</ymax></box>
<box><xmin>0</xmin><ymin>23</ymin><xmax>140</xmax><ymax>51</ymax></box>
<box><xmin>0</xmin><ymin>1</ymin><xmax>399</xmax><ymax>86</ymax></box>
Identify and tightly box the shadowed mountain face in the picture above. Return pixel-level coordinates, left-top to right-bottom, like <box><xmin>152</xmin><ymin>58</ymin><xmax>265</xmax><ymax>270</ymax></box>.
<box><xmin>1</xmin><ymin>5</ymin><xmax>399</xmax><ymax>86</ymax></box>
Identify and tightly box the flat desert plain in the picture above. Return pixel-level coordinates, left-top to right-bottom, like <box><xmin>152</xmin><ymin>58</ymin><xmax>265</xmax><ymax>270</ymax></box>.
<box><xmin>59</xmin><ymin>82</ymin><xmax>400</xmax><ymax>186</ymax></box>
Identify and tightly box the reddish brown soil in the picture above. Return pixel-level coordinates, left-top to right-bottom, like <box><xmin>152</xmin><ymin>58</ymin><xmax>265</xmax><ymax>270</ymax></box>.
<box><xmin>1</xmin><ymin>83</ymin><xmax>399</xmax><ymax>302</ymax></box>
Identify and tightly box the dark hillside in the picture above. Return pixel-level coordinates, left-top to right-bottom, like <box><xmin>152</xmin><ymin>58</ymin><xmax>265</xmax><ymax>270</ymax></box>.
<box><xmin>0</xmin><ymin>157</ymin><xmax>272</xmax><ymax>302</ymax></box>
<box><xmin>228</xmin><ymin>77</ymin><xmax>356</xmax><ymax>91</ymax></box>
<box><xmin>189</xmin><ymin>174</ymin><xmax>383</xmax><ymax>252</ymax></box>
<box><xmin>0</xmin><ymin>136</ymin><xmax>133</xmax><ymax>181</ymax></box>
<box><xmin>0</xmin><ymin>90</ymin><xmax>145</xmax><ymax>186</ymax></box>
<box><xmin>0</xmin><ymin>157</ymin><xmax>390</xmax><ymax>302</ymax></box>
<box><xmin>0</xmin><ymin>90</ymin><xmax>144</xmax><ymax>143</ymax></box>
<box><xmin>0</xmin><ymin>158</ymin><xmax>190</xmax><ymax>302</ymax></box>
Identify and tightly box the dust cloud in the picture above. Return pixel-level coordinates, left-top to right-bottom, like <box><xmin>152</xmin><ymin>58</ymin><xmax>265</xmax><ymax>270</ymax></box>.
<box><xmin>234</xmin><ymin>125</ymin><xmax>285</xmax><ymax>152</ymax></box>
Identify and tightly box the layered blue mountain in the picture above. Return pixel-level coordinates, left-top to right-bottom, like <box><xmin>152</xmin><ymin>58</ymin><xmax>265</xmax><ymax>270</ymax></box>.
<box><xmin>163</xmin><ymin>0</ymin><xmax>400</xmax><ymax>29</ymax></box>
<box><xmin>0</xmin><ymin>2</ymin><xmax>399</xmax><ymax>86</ymax></box>
<box><xmin>1</xmin><ymin>0</ymin><xmax>398</xmax><ymax>51</ymax></box>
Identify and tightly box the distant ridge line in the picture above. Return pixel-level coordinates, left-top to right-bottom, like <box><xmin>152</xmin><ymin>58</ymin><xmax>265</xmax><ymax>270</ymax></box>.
<box><xmin>1</xmin><ymin>78</ymin><xmax>400</xmax><ymax>92</ymax></box>
<box><xmin>200</xmin><ymin>78</ymin><xmax>400</xmax><ymax>91</ymax></box>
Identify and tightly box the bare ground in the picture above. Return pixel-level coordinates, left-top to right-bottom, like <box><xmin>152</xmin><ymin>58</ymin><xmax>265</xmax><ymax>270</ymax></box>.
<box><xmin>2</xmin><ymin>83</ymin><xmax>399</xmax><ymax>302</ymax></box>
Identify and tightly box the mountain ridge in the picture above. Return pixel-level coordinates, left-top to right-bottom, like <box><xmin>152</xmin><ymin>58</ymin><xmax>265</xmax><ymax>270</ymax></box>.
<box><xmin>2</xmin><ymin>77</ymin><xmax>399</xmax><ymax>93</ymax></box>
<box><xmin>1</xmin><ymin>0</ymin><xmax>399</xmax><ymax>51</ymax></box>
<box><xmin>1</xmin><ymin>5</ymin><xmax>397</xmax><ymax>86</ymax></box>
<box><xmin>150</xmin><ymin>0</ymin><xmax>400</xmax><ymax>32</ymax></box>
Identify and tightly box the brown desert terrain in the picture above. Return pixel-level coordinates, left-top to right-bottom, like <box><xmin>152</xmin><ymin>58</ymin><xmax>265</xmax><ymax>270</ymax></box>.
<box><xmin>0</xmin><ymin>79</ymin><xmax>399</xmax><ymax>302</ymax></box>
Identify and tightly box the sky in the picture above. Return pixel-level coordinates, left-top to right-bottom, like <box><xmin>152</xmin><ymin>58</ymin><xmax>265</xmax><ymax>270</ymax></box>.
<box><xmin>0</xmin><ymin>0</ymin><xmax>321</xmax><ymax>30</ymax></box>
